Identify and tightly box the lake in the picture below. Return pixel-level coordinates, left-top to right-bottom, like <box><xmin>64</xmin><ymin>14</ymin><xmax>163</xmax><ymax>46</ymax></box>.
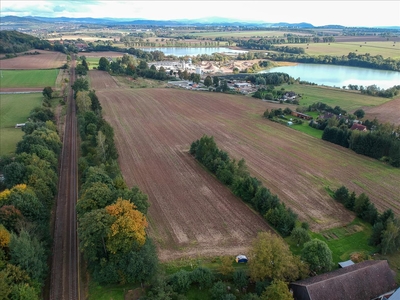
<box><xmin>142</xmin><ymin>47</ymin><xmax>247</xmax><ymax>57</ymax></box>
<box><xmin>260</xmin><ymin>64</ymin><xmax>400</xmax><ymax>89</ymax></box>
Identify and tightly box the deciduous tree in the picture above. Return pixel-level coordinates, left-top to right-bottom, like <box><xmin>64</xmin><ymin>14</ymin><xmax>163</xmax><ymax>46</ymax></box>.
<box><xmin>301</xmin><ymin>239</ymin><xmax>333</xmax><ymax>274</ymax></box>
<box><xmin>261</xmin><ymin>280</ymin><xmax>293</xmax><ymax>300</ymax></box>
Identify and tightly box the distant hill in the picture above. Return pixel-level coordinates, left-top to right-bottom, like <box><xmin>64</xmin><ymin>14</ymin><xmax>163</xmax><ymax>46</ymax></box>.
<box><xmin>0</xmin><ymin>30</ymin><xmax>51</xmax><ymax>54</ymax></box>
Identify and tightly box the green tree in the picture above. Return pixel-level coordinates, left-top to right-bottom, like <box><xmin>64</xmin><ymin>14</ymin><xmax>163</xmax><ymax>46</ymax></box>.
<box><xmin>98</xmin><ymin>57</ymin><xmax>110</xmax><ymax>71</ymax></box>
<box><xmin>72</xmin><ymin>78</ymin><xmax>89</xmax><ymax>93</ymax></box>
<box><xmin>190</xmin><ymin>267</ymin><xmax>214</xmax><ymax>289</ymax></box>
<box><xmin>260</xmin><ymin>280</ymin><xmax>293</xmax><ymax>300</ymax></box>
<box><xmin>9</xmin><ymin>230</ymin><xmax>47</xmax><ymax>283</ymax></box>
<box><xmin>248</xmin><ymin>232</ymin><xmax>300</xmax><ymax>282</ymax></box>
<box><xmin>333</xmin><ymin>186</ymin><xmax>349</xmax><ymax>203</ymax></box>
<box><xmin>381</xmin><ymin>218</ymin><xmax>400</xmax><ymax>255</ymax></box>
<box><xmin>218</xmin><ymin>256</ymin><xmax>235</xmax><ymax>276</ymax></box>
<box><xmin>301</xmin><ymin>239</ymin><xmax>333</xmax><ymax>274</ymax></box>
<box><xmin>213</xmin><ymin>76</ymin><xmax>219</xmax><ymax>87</ymax></box>
<box><xmin>233</xmin><ymin>269</ymin><xmax>248</xmax><ymax>290</ymax></box>
<box><xmin>169</xmin><ymin>270</ymin><xmax>192</xmax><ymax>293</ymax></box>
<box><xmin>76</xmin><ymin>91</ymin><xmax>92</xmax><ymax>113</ymax></box>
<box><xmin>290</xmin><ymin>227</ymin><xmax>311</xmax><ymax>246</ymax></box>
<box><xmin>353</xmin><ymin>109</ymin><xmax>365</xmax><ymax>119</ymax></box>
<box><xmin>42</xmin><ymin>86</ymin><xmax>53</xmax><ymax>99</ymax></box>
<box><xmin>204</xmin><ymin>75</ymin><xmax>212</xmax><ymax>87</ymax></box>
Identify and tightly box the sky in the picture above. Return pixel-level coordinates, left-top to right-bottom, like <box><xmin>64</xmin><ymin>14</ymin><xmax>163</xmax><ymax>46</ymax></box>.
<box><xmin>1</xmin><ymin>1</ymin><xmax>399</xmax><ymax>27</ymax></box>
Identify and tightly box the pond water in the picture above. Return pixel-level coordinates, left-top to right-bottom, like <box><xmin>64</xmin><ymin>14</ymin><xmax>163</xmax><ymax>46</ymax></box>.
<box><xmin>260</xmin><ymin>63</ymin><xmax>400</xmax><ymax>89</ymax></box>
<box><xmin>142</xmin><ymin>47</ymin><xmax>247</xmax><ymax>57</ymax></box>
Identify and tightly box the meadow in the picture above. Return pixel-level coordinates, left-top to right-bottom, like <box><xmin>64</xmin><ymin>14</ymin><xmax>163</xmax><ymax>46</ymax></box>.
<box><xmin>279</xmin><ymin>41</ymin><xmax>400</xmax><ymax>59</ymax></box>
<box><xmin>0</xmin><ymin>93</ymin><xmax>42</xmax><ymax>155</ymax></box>
<box><xmin>0</xmin><ymin>69</ymin><xmax>59</xmax><ymax>89</ymax></box>
<box><xmin>280</xmin><ymin>83</ymin><xmax>392</xmax><ymax>112</ymax></box>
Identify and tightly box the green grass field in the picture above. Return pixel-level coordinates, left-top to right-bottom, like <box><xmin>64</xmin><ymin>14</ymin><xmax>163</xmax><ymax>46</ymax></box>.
<box><xmin>281</xmin><ymin>84</ymin><xmax>391</xmax><ymax>112</ymax></box>
<box><xmin>0</xmin><ymin>69</ymin><xmax>59</xmax><ymax>88</ymax></box>
<box><xmin>192</xmin><ymin>30</ymin><xmax>303</xmax><ymax>39</ymax></box>
<box><xmin>0</xmin><ymin>93</ymin><xmax>42</xmax><ymax>155</ymax></box>
<box><xmin>85</xmin><ymin>57</ymin><xmax>101</xmax><ymax>70</ymax></box>
<box><xmin>279</xmin><ymin>41</ymin><xmax>400</xmax><ymax>59</ymax></box>
<box><xmin>287</xmin><ymin>218</ymin><xmax>376</xmax><ymax>266</ymax></box>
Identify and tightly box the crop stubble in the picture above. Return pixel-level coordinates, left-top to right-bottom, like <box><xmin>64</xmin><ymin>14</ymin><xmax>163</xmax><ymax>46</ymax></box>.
<box><xmin>90</xmin><ymin>71</ymin><xmax>400</xmax><ymax>260</ymax></box>
<box><xmin>0</xmin><ymin>50</ymin><xmax>67</xmax><ymax>69</ymax></box>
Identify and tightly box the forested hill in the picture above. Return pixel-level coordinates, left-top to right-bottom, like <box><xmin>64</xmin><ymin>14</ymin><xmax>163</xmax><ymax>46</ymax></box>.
<box><xmin>0</xmin><ymin>30</ymin><xmax>51</xmax><ymax>54</ymax></box>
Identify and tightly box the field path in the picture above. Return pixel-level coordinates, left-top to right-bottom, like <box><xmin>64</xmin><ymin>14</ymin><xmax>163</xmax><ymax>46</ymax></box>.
<box><xmin>90</xmin><ymin>71</ymin><xmax>400</xmax><ymax>260</ymax></box>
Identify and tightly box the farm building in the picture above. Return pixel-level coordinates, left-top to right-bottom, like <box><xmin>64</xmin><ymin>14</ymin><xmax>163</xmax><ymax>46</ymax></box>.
<box><xmin>291</xmin><ymin>112</ymin><xmax>313</xmax><ymax>120</ymax></box>
<box><xmin>289</xmin><ymin>260</ymin><xmax>396</xmax><ymax>300</ymax></box>
<box><xmin>350</xmin><ymin>124</ymin><xmax>367</xmax><ymax>131</ymax></box>
<box><xmin>15</xmin><ymin>123</ymin><xmax>26</xmax><ymax>128</ymax></box>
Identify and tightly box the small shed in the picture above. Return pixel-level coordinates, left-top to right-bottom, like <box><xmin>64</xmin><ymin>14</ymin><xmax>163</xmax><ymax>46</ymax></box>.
<box><xmin>338</xmin><ymin>260</ymin><xmax>354</xmax><ymax>268</ymax></box>
<box><xmin>236</xmin><ymin>255</ymin><xmax>248</xmax><ymax>263</ymax></box>
<box><xmin>15</xmin><ymin>123</ymin><xmax>26</xmax><ymax>128</ymax></box>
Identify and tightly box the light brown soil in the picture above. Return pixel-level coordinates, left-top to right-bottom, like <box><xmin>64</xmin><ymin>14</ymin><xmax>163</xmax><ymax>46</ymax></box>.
<box><xmin>0</xmin><ymin>50</ymin><xmax>67</xmax><ymax>69</ymax></box>
<box><xmin>363</xmin><ymin>98</ymin><xmax>400</xmax><ymax>126</ymax></box>
<box><xmin>89</xmin><ymin>72</ymin><xmax>400</xmax><ymax>261</ymax></box>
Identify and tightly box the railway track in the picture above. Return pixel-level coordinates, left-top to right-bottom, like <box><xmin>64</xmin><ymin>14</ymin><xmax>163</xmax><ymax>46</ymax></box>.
<box><xmin>49</xmin><ymin>57</ymin><xmax>79</xmax><ymax>300</ymax></box>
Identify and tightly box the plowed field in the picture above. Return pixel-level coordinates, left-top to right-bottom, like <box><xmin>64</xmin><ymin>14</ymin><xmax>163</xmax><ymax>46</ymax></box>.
<box><xmin>90</xmin><ymin>72</ymin><xmax>400</xmax><ymax>260</ymax></box>
<box><xmin>363</xmin><ymin>98</ymin><xmax>400</xmax><ymax>126</ymax></box>
<box><xmin>0</xmin><ymin>50</ymin><xmax>67</xmax><ymax>69</ymax></box>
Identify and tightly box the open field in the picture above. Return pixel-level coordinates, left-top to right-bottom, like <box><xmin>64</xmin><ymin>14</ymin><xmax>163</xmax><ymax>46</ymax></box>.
<box><xmin>278</xmin><ymin>41</ymin><xmax>400</xmax><ymax>59</ymax></box>
<box><xmin>83</xmin><ymin>51</ymin><xmax>124</xmax><ymax>58</ymax></box>
<box><xmin>281</xmin><ymin>84</ymin><xmax>393</xmax><ymax>112</ymax></box>
<box><xmin>189</xmin><ymin>30</ymin><xmax>311</xmax><ymax>39</ymax></box>
<box><xmin>363</xmin><ymin>98</ymin><xmax>400</xmax><ymax>126</ymax></box>
<box><xmin>0</xmin><ymin>50</ymin><xmax>67</xmax><ymax>69</ymax></box>
<box><xmin>0</xmin><ymin>69</ymin><xmax>59</xmax><ymax>89</ymax></box>
<box><xmin>0</xmin><ymin>93</ymin><xmax>42</xmax><ymax>155</ymax></box>
<box><xmin>90</xmin><ymin>72</ymin><xmax>400</xmax><ymax>260</ymax></box>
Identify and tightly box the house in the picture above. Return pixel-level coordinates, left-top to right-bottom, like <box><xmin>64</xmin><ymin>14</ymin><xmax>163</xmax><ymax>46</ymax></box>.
<box><xmin>350</xmin><ymin>124</ymin><xmax>367</xmax><ymax>131</ymax></box>
<box><xmin>290</xmin><ymin>260</ymin><xmax>396</xmax><ymax>300</ymax></box>
<box><xmin>291</xmin><ymin>112</ymin><xmax>313</xmax><ymax>120</ymax></box>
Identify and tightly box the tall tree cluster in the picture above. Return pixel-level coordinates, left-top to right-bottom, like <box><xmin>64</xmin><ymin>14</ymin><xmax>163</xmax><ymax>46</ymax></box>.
<box><xmin>0</xmin><ymin>108</ymin><xmax>60</xmax><ymax>299</ymax></box>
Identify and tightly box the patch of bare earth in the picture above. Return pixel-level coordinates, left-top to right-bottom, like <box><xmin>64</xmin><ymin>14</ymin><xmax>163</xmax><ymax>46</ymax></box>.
<box><xmin>90</xmin><ymin>72</ymin><xmax>400</xmax><ymax>261</ymax></box>
<box><xmin>0</xmin><ymin>50</ymin><xmax>67</xmax><ymax>69</ymax></box>
<box><xmin>363</xmin><ymin>98</ymin><xmax>400</xmax><ymax>126</ymax></box>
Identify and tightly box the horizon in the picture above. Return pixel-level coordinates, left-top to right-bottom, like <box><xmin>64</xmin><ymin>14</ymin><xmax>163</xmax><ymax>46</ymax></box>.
<box><xmin>1</xmin><ymin>1</ymin><xmax>399</xmax><ymax>28</ymax></box>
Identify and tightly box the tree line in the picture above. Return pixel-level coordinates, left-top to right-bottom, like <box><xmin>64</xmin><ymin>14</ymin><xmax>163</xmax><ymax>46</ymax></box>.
<box><xmin>0</xmin><ymin>107</ymin><xmax>61</xmax><ymax>299</ymax></box>
<box><xmin>190</xmin><ymin>135</ymin><xmax>297</xmax><ymax>237</ymax></box>
<box><xmin>333</xmin><ymin>186</ymin><xmax>400</xmax><ymax>255</ymax></box>
<box><xmin>72</xmin><ymin>79</ymin><xmax>158</xmax><ymax>285</ymax></box>
<box><xmin>266</xmin><ymin>52</ymin><xmax>400</xmax><ymax>72</ymax></box>
<box><xmin>322</xmin><ymin>122</ymin><xmax>400</xmax><ymax>167</ymax></box>
<box><xmin>0</xmin><ymin>30</ymin><xmax>52</xmax><ymax>54</ymax></box>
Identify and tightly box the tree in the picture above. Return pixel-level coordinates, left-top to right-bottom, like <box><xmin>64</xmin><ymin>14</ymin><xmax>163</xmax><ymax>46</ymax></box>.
<box><xmin>9</xmin><ymin>230</ymin><xmax>47</xmax><ymax>282</ymax></box>
<box><xmin>218</xmin><ymin>256</ymin><xmax>235</xmax><ymax>276</ymax></box>
<box><xmin>213</xmin><ymin>76</ymin><xmax>219</xmax><ymax>87</ymax></box>
<box><xmin>72</xmin><ymin>78</ymin><xmax>89</xmax><ymax>93</ymax></box>
<box><xmin>248</xmin><ymin>231</ymin><xmax>301</xmax><ymax>282</ymax></box>
<box><xmin>233</xmin><ymin>269</ymin><xmax>248</xmax><ymax>290</ymax></box>
<box><xmin>191</xmin><ymin>267</ymin><xmax>214</xmax><ymax>289</ymax></box>
<box><xmin>290</xmin><ymin>227</ymin><xmax>311</xmax><ymax>246</ymax></box>
<box><xmin>301</xmin><ymin>239</ymin><xmax>333</xmax><ymax>274</ymax></box>
<box><xmin>98</xmin><ymin>57</ymin><xmax>110</xmax><ymax>71</ymax></box>
<box><xmin>381</xmin><ymin>218</ymin><xmax>400</xmax><ymax>255</ymax></box>
<box><xmin>334</xmin><ymin>185</ymin><xmax>349</xmax><ymax>203</ymax></box>
<box><xmin>42</xmin><ymin>86</ymin><xmax>53</xmax><ymax>99</ymax></box>
<box><xmin>204</xmin><ymin>75</ymin><xmax>212</xmax><ymax>87</ymax></box>
<box><xmin>169</xmin><ymin>270</ymin><xmax>192</xmax><ymax>293</ymax></box>
<box><xmin>76</xmin><ymin>91</ymin><xmax>92</xmax><ymax>113</ymax></box>
<box><xmin>354</xmin><ymin>109</ymin><xmax>365</xmax><ymax>119</ymax></box>
<box><xmin>0</xmin><ymin>225</ymin><xmax>10</xmax><ymax>248</ymax></box>
<box><xmin>261</xmin><ymin>280</ymin><xmax>293</xmax><ymax>300</ymax></box>
<box><xmin>105</xmin><ymin>199</ymin><xmax>148</xmax><ymax>254</ymax></box>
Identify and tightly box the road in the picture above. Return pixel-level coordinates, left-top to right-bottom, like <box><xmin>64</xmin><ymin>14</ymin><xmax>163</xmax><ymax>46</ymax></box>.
<box><xmin>49</xmin><ymin>57</ymin><xmax>79</xmax><ymax>300</ymax></box>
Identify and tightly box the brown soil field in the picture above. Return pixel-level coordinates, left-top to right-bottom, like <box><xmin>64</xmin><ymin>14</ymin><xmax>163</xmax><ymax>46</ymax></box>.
<box><xmin>363</xmin><ymin>97</ymin><xmax>400</xmax><ymax>126</ymax></box>
<box><xmin>0</xmin><ymin>50</ymin><xmax>67</xmax><ymax>69</ymax></box>
<box><xmin>90</xmin><ymin>72</ymin><xmax>400</xmax><ymax>260</ymax></box>
<box><xmin>89</xmin><ymin>70</ymin><xmax>120</xmax><ymax>90</ymax></box>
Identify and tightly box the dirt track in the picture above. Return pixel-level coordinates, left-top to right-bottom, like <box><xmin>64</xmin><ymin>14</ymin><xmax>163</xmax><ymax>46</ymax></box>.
<box><xmin>89</xmin><ymin>71</ymin><xmax>400</xmax><ymax>260</ymax></box>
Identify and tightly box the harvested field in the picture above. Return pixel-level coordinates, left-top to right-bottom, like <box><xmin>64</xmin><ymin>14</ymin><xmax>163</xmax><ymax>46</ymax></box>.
<box><xmin>91</xmin><ymin>72</ymin><xmax>400</xmax><ymax>260</ymax></box>
<box><xmin>363</xmin><ymin>97</ymin><xmax>400</xmax><ymax>126</ymax></box>
<box><xmin>82</xmin><ymin>51</ymin><xmax>124</xmax><ymax>58</ymax></box>
<box><xmin>0</xmin><ymin>50</ymin><xmax>67</xmax><ymax>69</ymax></box>
<box><xmin>89</xmin><ymin>70</ymin><xmax>120</xmax><ymax>89</ymax></box>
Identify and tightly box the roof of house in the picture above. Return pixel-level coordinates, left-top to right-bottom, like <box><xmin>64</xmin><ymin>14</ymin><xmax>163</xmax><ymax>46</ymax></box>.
<box><xmin>350</xmin><ymin>123</ymin><xmax>367</xmax><ymax>131</ymax></box>
<box><xmin>290</xmin><ymin>260</ymin><xmax>396</xmax><ymax>300</ymax></box>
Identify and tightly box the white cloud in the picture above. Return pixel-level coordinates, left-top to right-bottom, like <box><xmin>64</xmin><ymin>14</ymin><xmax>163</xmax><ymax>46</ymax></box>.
<box><xmin>1</xmin><ymin>0</ymin><xmax>399</xmax><ymax>27</ymax></box>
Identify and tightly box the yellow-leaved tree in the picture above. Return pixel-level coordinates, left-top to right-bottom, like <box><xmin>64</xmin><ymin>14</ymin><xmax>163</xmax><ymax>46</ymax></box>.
<box><xmin>105</xmin><ymin>198</ymin><xmax>148</xmax><ymax>254</ymax></box>
<box><xmin>0</xmin><ymin>225</ymin><xmax>11</xmax><ymax>248</ymax></box>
